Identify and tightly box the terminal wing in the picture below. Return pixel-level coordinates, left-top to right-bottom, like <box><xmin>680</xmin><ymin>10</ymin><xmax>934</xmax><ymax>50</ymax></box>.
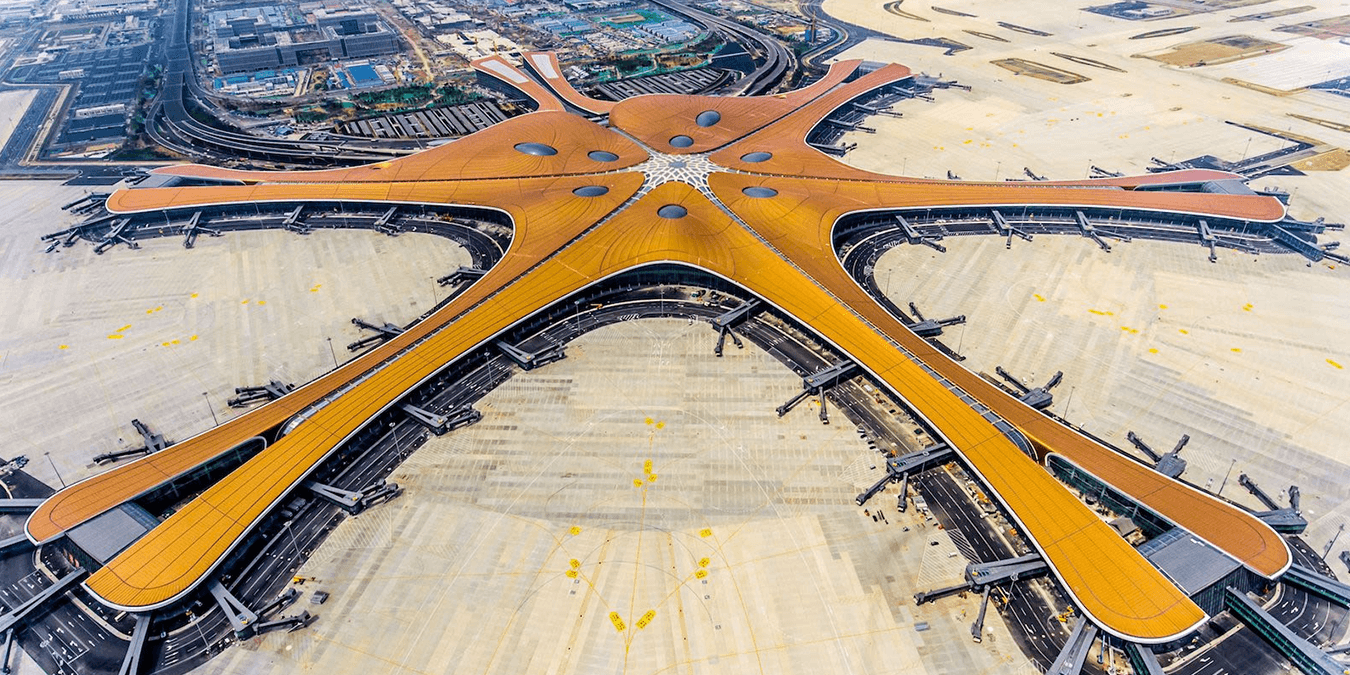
<box><xmin>712</xmin><ymin>171</ymin><xmax>1291</xmax><ymax>582</ymax></box>
<box><xmin>28</xmin><ymin>173</ymin><xmax>645</xmax><ymax>547</ymax></box>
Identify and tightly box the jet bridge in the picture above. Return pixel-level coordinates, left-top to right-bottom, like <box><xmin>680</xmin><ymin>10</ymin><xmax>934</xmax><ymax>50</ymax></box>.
<box><xmin>896</xmin><ymin>214</ymin><xmax>945</xmax><ymax>252</ymax></box>
<box><xmin>282</xmin><ymin>205</ymin><xmax>309</xmax><ymax>234</ymax></box>
<box><xmin>401</xmin><ymin>403</ymin><xmax>481</xmax><ymax>435</ymax></box>
<box><xmin>1073</xmin><ymin>210</ymin><xmax>1131</xmax><ymax>253</ymax></box>
<box><xmin>994</xmin><ymin>367</ymin><xmax>1061</xmax><ymax>410</ymax></box>
<box><xmin>1124</xmin><ymin>643</ymin><xmax>1165</xmax><ymax>675</ymax></box>
<box><xmin>2</xmin><ymin>627</ymin><xmax>15</xmax><ymax>674</ymax></box>
<box><xmin>94</xmin><ymin>419</ymin><xmax>170</xmax><ymax>465</ymax></box>
<box><xmin>117</xmin><ymin>613</ymin><xmax>152</xmax><ymax>675</ymax></box>
<box><xmin>1238</xmin><ymin>474</ymin><xmax>1307</xmax><ymax>533</ymax></box>
<box><xmin>1197</xmin><ymin>219</ymin><xmax>1218</xmax><ymax>263</ymax></box>
<box><xmin>991</xmin><ymin>210</ymin><xmax>1033</xmax><ymax>249</ymax></box>
<box><xmin>61</xmin><ymin>192</ymin><xmax>110</xmax><ymax>214</ymax></box>
<box><xmin>0</xmin><ymin>569</ymin><xmax>88</xmax><ymax>634</ymax></box>
<box><xmin>0</xmin><ymin>534</ymin><xmax>32</xmax><ymax>554</ymax></box>
<box><xmin>496</xmin><ymin>339</ymin><xmax>565</xmax><ymax>370</ymax></box>
<box><xmin>93</xmin><ymin>218</ymin><xmax>138</xmax><ymax>255</ymax></box>
<box><xmin>710</xmin><ymin>300</ymin><xmax>758</xmax><ymax>356</ymax></box>
<box><xmin>255</xmin><ymin>609</ymin><xmax>315</xmax><ymax>634</ymax></box>
<box><xmin>438</xmin><ymin>266</ymin><xmax>486</xmax><ymax>286</ymax></box>
<box><xmin>965</xmin><ymin>553</ymin><xmax>1049</xmax><ymax>588</ymax></box>
<box><xmin>373</xmin><ymin>206</ymin><xmax>401</xmax><ymax>235</ymax></box>
<box><xmin>913</xmin><ymin>552</ymin><xmax>1047</xmax><ymax>605</ymax></box>
<box><xmin>228</xmin><ymin>381</ymin><xmax>295</xmax><ymax>408</ymax></box>
<box><xmin>804</xmin><ymin>360</ymin><xmax>858</xmax><ymax>391</ymax></box>
<box><xmin>856</xmin><ymin>443</ymin><xmax>953</xmax><ymax>506</ymax></box>
<box><xmin>1047</xmin><ymin>617</ymin><xmax>1098</xmax><ymax>675</ymax></box>
<box><xmin>208</xmin><ymin>579</ymin><xmax>258</xmax><ymax>638</ymax></box>
<box><xmin>348</xmin><ymin>317</ymin><xmax>405</xmax><ymax>352</ymax></box>
<box><xmin>906</xmin><ymin>302</ymin><xmax>965</xmax><ymax>338</ymax></box>
<box><xmin>970</xmin><ymin>586</ymin><xmax>993</xmax><ymax>642</ymax></box>
<box><xmin>182</xmin><ymin>211</ymin><xmax>220</xmax><ymax>249</ymax></box>
<box><xmin>0</xmin><ymin>499</ymin><xmax>44</xmax><ymax>513</ymax></box>
<box><xmin>778</xmin><ymin>360</ymin><xmax>858</xmax><ymax>421</ymax></box>
<box><xmin>1126</xmin><ymin>431</ymin><xmax>1188</xmax><ymax>479</ymax></box>
<box><xmin>303</xmin><ymin>480</ymin><xmax>402</xmax><ymax>514</ymax></box>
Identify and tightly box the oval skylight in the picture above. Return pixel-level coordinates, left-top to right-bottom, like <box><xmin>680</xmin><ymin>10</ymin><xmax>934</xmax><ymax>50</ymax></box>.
<box><xmin>742</xmin><ymin>186</ymin><xmax>779</xmax><ymax>198</ymax></box>
<box><xmin>695</xmin><ymin>110</ymin><xmax>722</xmax><ymax>127</ymax></box>
<box><xmin>669</xmin><ymin>135</ymin><xmax>694</xmax><ymax>148</ymax></box>
<box><xmin>573</xmin><ymin>185</ymin><xmax>610</xmax><ymax>197</ymax></box>
<box><xmin>588</xmin><ymin>150</ymin><xmax>619</xmax><ymax>162</ymax></box>
<box><xmin>740</xmin><ymin>151</ymin><xmax>772</xmax><ymax>163</ymax></box>
<box><xmin>657</xmin><ymin>204</ymin><xmax>688</xmax><ymax>219</ymax></box>
<box><xmin>514</xmin><ymin>142</ymin><xmax>558</xmax><ymax>156</ymax></box>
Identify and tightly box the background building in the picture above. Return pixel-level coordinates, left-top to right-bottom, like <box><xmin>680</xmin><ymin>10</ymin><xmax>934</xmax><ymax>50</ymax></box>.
<box><xmin>211</xmin><ymin>4</ymin><xmax>401</xmax><ymax>74</ymax></box>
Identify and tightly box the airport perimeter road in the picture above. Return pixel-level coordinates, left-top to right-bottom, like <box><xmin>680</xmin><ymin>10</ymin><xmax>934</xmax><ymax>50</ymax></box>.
<box><xmin>799</xmin><ymin>0</ymin><xmax>896</xmax><ymax>65</ymax></box>
<box><xmin>0</xmin><ymin>87</ymin><xmax>66</xmax><ymax>173</ymax></box>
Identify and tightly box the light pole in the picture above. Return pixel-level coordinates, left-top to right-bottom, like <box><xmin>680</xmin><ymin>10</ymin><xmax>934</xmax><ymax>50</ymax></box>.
<box><xmin>284</xmin><ymin>519</ymin><xmax>301</xmax><ymax>558</ymax></box>
<box><xmin>1217</xmin><ymin>458</ymin><xmax>1237</xmax><ymax>496</ymax></box>
<box><xmin>1323</xmin><ymin>523</ymin><xmax>1345</xmax><ymax>560</ymax></box>
<box><xmin>326</xmin><ymin>337</ymin><xmax>338</xmax><ymax>368</ymax></box>
<box><xmin>202</xmin><ymin>391</ymin><xmax>218</xmax><ymax>426</ymax></box>
<box><xmin>389</xmin><ymin>421</ymin><xmax>403</xmax><ymax>459</ymax></box>
<box><xmin>45</xmin><ymin>452</ymin><xmax>65</xmax><ymax>488</ymax></box>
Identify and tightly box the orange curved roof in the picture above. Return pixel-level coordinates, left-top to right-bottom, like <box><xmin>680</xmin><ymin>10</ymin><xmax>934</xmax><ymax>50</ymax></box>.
<box><xmin>609</xmin><ymin>60</ymin><xmax>861</xmax><ymax>155</ymax></box>
<box><xmin>148</xmin><ymin>111</ymin><xmax>647</xmax><ymax>185</ymax></box>
<box><xmin>29</xmin><ymin>172</ymin><xmax>645</xmax><ymax>546</ymax></box>
<box><xmin>81</xmin><ymin>183</ymin><xmax>1206</xmax><ymax>641</ymax></box>
<box><xmin>471</xmin><ymin>55</ymin><xmax>565</xmax><ymax>112</ymax></box>
<box><xmin>709</xmin><ymin>171</ymin><xmax>1290</xmax><ymax>579</ymax></box>
<box><xmin>81</xmin><ymin>182</ymin><xmax>738</xmax><ymax>610</ymax></box>
<box><xmin>711</xmin><ymin>173</ymin><xmax>1286</xmax><ymax>224</ymax></box>
<box><xmin>520</xmin><ymin>52</ymin><xmax>615</xmax><ymax>116</ymax></box>
<box><xmin>704</xmin><ymin>65</ymin><xmax>1266</xmax><ymax>195</ymax></box>
<box><xmin>709</xmin><ymin>63</ymin><xmax>917</xmax><ymax>178</ymax></box>
<box><xmin>33</xmin><ymin>58</ymin><xmax>1297</xmax><ymax>642</ymax></box>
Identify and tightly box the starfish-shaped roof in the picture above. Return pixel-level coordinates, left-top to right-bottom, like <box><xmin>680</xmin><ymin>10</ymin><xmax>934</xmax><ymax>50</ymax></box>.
<box><xmin>28</xmin><ymin>55</ymin><xmax>1289</xmax><ymax>643</ymax></box>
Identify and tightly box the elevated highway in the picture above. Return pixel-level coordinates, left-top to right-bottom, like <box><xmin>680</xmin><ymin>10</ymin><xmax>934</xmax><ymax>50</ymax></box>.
<box><xmin>649</xmin><ymin>0</ymin><xmax>796</xmax><ymax>96</ymax></box>
<box><xmin>148</xmin><ymin>0</ymin><xmax>423</xmax><ymax>165</ymax></box>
